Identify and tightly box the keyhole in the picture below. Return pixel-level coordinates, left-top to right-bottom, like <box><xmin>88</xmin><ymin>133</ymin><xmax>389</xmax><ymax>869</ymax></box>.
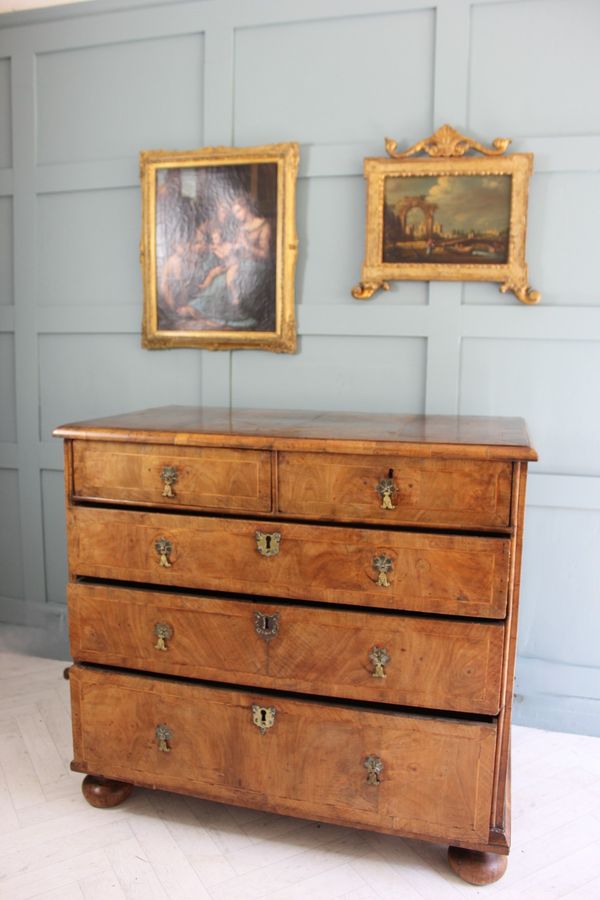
<box><xmin>388</xmin><ymin>468</ymin><xmax>394</xmax><ymax>479</ymax></box>
<box><xmin>261</xmin><ymin>709</ymin><xmax>267</xmax><ymax>723</ymax></box>
<box><xmin>265</xmin><ymin>535</ymin><xmax>272</xmax><ymax>551</ymax></box>
<box><xmin>263</xmin><ymin>616</ymin><xmax>271</xmax><ymax>631</ymax></box>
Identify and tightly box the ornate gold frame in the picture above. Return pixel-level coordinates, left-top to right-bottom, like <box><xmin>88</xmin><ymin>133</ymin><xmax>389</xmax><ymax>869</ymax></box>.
<box><xmin>140</xmin><ymin>142</ymin><xmax>299</xmax><ymax>351</ymax></box>
<box><xmin>352</xmin><ymin>125</ymin><xmax>540</xmax><ymax>305</ymax></box>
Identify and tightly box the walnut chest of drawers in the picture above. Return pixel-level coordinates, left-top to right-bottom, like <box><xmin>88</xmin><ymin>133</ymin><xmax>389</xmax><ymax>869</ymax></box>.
<box><xmin>54</xmin><ymin>406</ymin><xmax>536</xmax><ymax>885</ymax></box>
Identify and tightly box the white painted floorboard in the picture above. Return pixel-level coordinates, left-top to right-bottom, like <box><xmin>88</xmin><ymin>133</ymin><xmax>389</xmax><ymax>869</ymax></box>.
<box><xmin>1</xmin><ymin>648</ymin><xmax>599</xmax><ymax>900</ymax></box>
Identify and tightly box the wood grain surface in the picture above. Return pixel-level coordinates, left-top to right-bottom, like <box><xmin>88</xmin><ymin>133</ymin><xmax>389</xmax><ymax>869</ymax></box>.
<box><xmin>70</xmin><ymin>665</ymin><xmax>498</xmax><ymax>845</ymax></box>
<box><xmin>68</xmin><ymin>582</ymin><xmax>505</xmax><ymax>714</ymax></box>
<box><xmin>278</xmin><ymin>451</ymin><xmax>513</xmax><ymax>529</ymax></box>
<box><xmin>53</xmin><ymin>406</ymin><xmax>537</xmax><ymax>461</ymax></box>
<box><xmin>56</xmin><ymin>405</ymin><xmax>535</xmax><ymax>876</ymax></box>
<box><xmin>72</xmin><ymin>441</ymin><xmax>272</xmax><ymax>512</ymax></box>
<box><xmin>67</xmin><ymin>506</ymin><xmax>511</xmax><ymax>618</ymax></box>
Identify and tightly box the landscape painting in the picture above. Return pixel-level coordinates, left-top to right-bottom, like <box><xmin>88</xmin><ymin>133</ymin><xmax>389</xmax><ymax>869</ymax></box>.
<box><xmin>383</xmin><ymin>174</ymin><xmax>512</xmax><ymax>265</ymax></box>
<box><xmin>352</xmin><ymin>127</ymin><xmax>539</xmax><ymax>304</ymax></box>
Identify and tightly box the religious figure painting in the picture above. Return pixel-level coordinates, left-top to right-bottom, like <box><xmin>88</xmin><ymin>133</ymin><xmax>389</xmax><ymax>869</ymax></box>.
<box><xmin>140</xmin><ymin>143</ymin><xmax>299</xmax><ymax>351</ymax></box>
<box><xmin>352</xmin><ymin>125</ymin><xmax>539</xmax><ymax>305</ymax></box>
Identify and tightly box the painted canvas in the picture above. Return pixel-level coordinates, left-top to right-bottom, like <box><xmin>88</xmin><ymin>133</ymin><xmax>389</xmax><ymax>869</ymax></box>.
<box><xmin>140</xmin><ymin>143</ymin><xmax>299</xmax><ymax>352</ymax></box>
<box><xmin>156</xmin><ymin>163</ymin><xmax>277</xmax><ymax>332</ymax></box>
<box><xmin>383</xmin><ymin>174</ymin><xmax>512</xmax><ymax>265</ymax></box>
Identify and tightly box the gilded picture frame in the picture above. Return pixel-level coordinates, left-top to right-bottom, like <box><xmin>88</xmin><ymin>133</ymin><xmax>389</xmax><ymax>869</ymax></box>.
<box><xmin>140</xmin><ymin>142</ymin><xmax>299</xmax><ymax>351</ymax></box>
<box><xmin>352</xmin><ymin>125</ymin><xmax>540</xmax><ymax>305</ymax></box>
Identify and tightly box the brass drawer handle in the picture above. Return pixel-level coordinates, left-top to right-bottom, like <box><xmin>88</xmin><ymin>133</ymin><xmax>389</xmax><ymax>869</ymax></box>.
<box><xmin>155</xmin><ymin>538</ymin><xmax>173</xmax><ymax>568</ymax></box>
<box><xmin>154</xmin><ymin>623</ymin><xmax>173</xmax><ymax>651</ymax></box>
<box><xmin>369</xmin><ymin>646</ymin><xmax>390</xmax><ymax>678</ymax></box>
<box><xmin>364</xmin><ymin>755</ymin><xmax>383</xmax><ymax>785</ymax></box>
<box><xmin>161</xmin><ymin>466</ymin><xmax>178</xmax><ymax>498</ymax></box>
<box><xmin>254</xmin><ymin>611</ymin><xmax>280</xmax><ymax>641</ymax></box>
<box><xmin>256</xmin><ymin>531</ymin><xmax>281</xmax><ymax>557</ymax></box>
<box><xmin>376</xmin><ymin>472</ymin><xmax>397</xmax><ymax>510</ymax></box>
<box><xmin>373</xmin><ymin>554</ymin><xmax>393</xmax><ymax>587</ymax></box>
<box><xmin>156</xmin><ymin>724</ymin><xmax>172</xmax><ymax>752</ymax></box>
<box><xmin>252</xmin><ymin>705</ymin><xmax>276</xmax><ymax>734</ymax></box>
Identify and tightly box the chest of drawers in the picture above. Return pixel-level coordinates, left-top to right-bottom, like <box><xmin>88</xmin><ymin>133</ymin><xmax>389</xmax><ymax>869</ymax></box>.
<box><xmin>54</xmin><ymin>406</ymin><xmax>536</xmax><ymax>886</ymax></box>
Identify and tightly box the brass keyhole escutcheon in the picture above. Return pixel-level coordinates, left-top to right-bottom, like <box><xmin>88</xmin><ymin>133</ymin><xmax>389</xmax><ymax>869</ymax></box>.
<box><xmin>373</xmin><ymin>554</ymin><xmax>393</xmax><ymax>587</ymax></box>
<box><xmin>252</xmin><ymin>704</ymin><xmax>276</xmax><ymax>734</ymax></box>
<box><xmin>256</xmin><ymin>531</ymin><xmax>281</xmax><ymax>557</ymax></box>
<box><xmin>254</xmin><ymin>611</ymin><xmax>280</xmax><ymax>641</ymax></box>
<box><xmin>155</xmin><ymin>538</ymin><xmax>173</xmax><ymax>568</ymax></box>
<box><xmin>369</xmin><ymin>646</ymin><xmax>390</xmax><ymax>678</ymax></box>
<box><xmin>364</xmin><ymin>755</ymin><xmax>383</xmax><ymax>785</ymax></box>
<box><xmin>154</xmin><ymin>623</ymin><xmax>173</xmax><ymax>651</ymax></box>
<box><xmin>156</xmin><ymin>724</ymin><xmax>172</xmax><ymax>753</ymax></box>
<box><xmin>161</xmin><ymin>466</ymin><xmax>178</xmax><ymax>498</ymax></box>
<box><xmin>376</xmin><ymin>470</ymin><xmax>397</xmax><ymax>510</ymax></box>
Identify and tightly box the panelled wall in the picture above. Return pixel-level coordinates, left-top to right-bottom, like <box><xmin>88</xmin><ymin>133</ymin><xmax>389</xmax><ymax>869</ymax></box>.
<box><xmin>0</xmin><ymin>0</ymin><xmax>599</xmax><ymax>734</ymax></box>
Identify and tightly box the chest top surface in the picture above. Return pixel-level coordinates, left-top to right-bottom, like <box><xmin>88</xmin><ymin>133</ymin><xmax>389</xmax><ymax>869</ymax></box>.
<box><xmin>54</xmin><ymin>405</ymin><xmax>537</xmax><ymax>461</ymax></box>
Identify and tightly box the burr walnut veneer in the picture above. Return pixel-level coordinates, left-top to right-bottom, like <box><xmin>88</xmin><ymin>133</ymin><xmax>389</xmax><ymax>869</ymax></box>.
<box><xmin>54</xmin><ymin>406</ymin><xmax>536</xmax><ymax>886</ymax></box>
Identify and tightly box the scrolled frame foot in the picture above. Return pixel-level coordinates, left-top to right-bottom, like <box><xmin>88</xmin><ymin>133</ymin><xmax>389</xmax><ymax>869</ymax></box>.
<box><xmin>81</xmin><ymin>774</ymin><xmax>133</xmax><ymax>809</ymax></box>
<box><xmin>448</xmin><ymin>846</ymin><xmax>508</xmax><ymax>885</ymax></box>
<box><xmin>351</xmin><ymin>280</ymin><xmax>390</xmax><ymax>300</ymax></box>
<box><xmin>499</xmin><ymin>281</ymin><xmax>541</xmax><ymax>305</ymax></box>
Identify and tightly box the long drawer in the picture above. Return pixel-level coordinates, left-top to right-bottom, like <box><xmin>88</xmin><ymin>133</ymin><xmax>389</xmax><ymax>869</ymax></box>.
<box><xmin>67</xmin><ymin>507</ymin><xmax>510</xmax><ymax>618</ymax></box>
<box><xmin>68</xmin><ymin>582</ymin><xmax>505</xmax><ymax>714</ymax></box>
<box><xmin>70</xmin><ymin>666</ymin><xmax>497</xmax><ymax>844</ymax></box>
<box><xmin>71</xmin><ymin>441</ymin><xmax>272</xmax><ymax>513</ymax></box>
<box><xmin>278</xmin><ymin>452</ymin><xmax>513</xmax><ymax>529</ymax></box>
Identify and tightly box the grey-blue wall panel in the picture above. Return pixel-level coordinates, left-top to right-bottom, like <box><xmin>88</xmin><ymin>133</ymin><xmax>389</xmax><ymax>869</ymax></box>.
<box><xmin>231</xmin><ymin>335</ymin><xmax>427</xmax><ymax>412</ymax></box>
<box><xmin>469</xmin><ymin>0</ymin><xmax>600</xmax><ymax>137</ymax></box>
<box><xmin>36</xmin><ymin>33</ymin><xmax>205</xmax><ymax>165</ymax></box>
<box><xmin>38</xmin><ymin>333</ymin><xmax>203</xmax><ymax>439</ymax></box>
<box><xmin>0</xmin><ymin>469</ymin><xmax>24</xmax><ymax>600</ymax></box>
<box><xmin>0</xmin><ymin>195</ymin><xmax>13</xmax><ymax>304</ymax></box>
<box><xmin>37</xmin><ymin>188</ymin><xmax>141</xmax><ymax>307</ymax></box>
<box><xmin>233</xmin><ymin>9</ymin><xmax>435</xmax><ymax>146</ymax></box>
<box><xmin>41</xmin><ymin>469</ymin><xmax>67</xmax><ymax>607</ymax></box>
<box><xmin>0</xmin><ymin>56</ymin><xmax>11</xmax><ymax>169</ymax></box>
<box><xmin>0</xmin><ymin>333</ymin><xmax>16</xmax><ymax>442</ymax></box>
<box><xmin>459</xmin><ymin>338</ymin><xmax>600</xmax><ymax>476</ymax></box>
<box><xmin>519</xmin><ymin>506</ymin><xmax>600</xmax><ymax>669</ymax></box>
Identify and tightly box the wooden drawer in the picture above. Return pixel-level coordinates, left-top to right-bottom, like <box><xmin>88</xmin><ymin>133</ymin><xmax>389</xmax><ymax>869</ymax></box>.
<box><xmin>71</xmin><ymin>440</ymin><xmax>272</xmax><ymax>513</ymax></box>
<box><xmin>69</xmin><ymin>582</ymin><xmax>505</xmax><ymax>714</ymax></box>
<box><xmin>278</xmin><ymin>452</ymin><xmax>513</xmax><ymax>529</ymax></box>
<box><xmin>68</xmin><ymin>507</ymin><xmax>510</xmax><ymax>618</ymax></box>
<box><xmin>70</xmin><ymin>666</ymin><xmax>497</xmax><ymax>843</ymax></box>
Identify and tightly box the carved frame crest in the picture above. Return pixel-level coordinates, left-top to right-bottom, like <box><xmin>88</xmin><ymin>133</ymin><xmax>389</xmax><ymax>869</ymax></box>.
<box><xmin>352</xmin><ymin>125</ymin><xmax>540</xmax><ymax>305</ymax></box>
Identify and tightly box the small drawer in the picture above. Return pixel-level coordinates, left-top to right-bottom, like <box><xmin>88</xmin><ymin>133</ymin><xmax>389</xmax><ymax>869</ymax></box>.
<box><xmin>69</xmin><ymin>583</ymin><xmax>505</xmax><ymax>715</ymax></box>
<box><xmin>68</xmin><ymin>507</ymin><xmax>510</xmax><ymax>618</ymax></box>
<box><xmin>71</xmin><ymin>440</ymin><xmax>272</xmax><ymax>514</ymax></box>
<box><xmin>278</xmin><ymin>452</ymin><xmax>513</xmax><ymax>529</ymax></box>
<box><xmin>70</xmin><ymin>666</ymin><xmax>497</xmax><ymax>844</ymax></box>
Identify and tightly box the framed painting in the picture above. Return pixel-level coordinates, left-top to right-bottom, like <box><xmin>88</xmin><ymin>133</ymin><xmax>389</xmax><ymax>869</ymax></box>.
<box><xmin>352</xmin><ymin>125</ymin><xmax>540</xmax><ymax>305</ymax></box>
<box><xmin>140</xmin><ymin>142</ymin><xmax>299</xmax><ymax>351</ymax></box>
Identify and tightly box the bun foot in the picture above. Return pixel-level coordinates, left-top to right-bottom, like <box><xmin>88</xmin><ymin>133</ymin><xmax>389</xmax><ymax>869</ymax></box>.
<box><xmin>81</xmin><ymin>774</ymin><xmax>133</xmax><ymax>808</ymax></box>
<box><xmin>448</xmin><ymin>846</ymin><xmax>508</xmax><ymax>885</ymax></box>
